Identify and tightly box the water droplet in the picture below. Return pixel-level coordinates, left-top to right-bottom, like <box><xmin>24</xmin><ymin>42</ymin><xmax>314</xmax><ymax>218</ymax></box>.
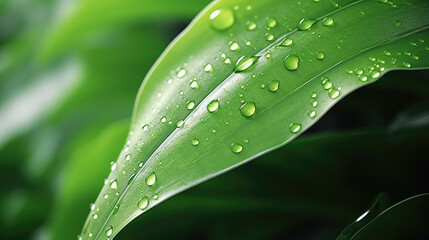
<box><xmin>110</xmin><ymin>179</ymin><xmax>118</xmax><ymax>190</ymax></box>
<box><xmin>384</xmin><ymin>50</ymin><xmax>391</xmax><ymax>56</ymax></box>
<box><xmin>105</xmin><ymin>226</ymin><xmax>113</xmax><ymax>237</ymax></box>
<box><xmin>138</xmin><ymin>161</ymin><xmax>143</xmax><ymax>168</ymax></box>
<box><xmin>289</xmin><ymin>123</ymin><xmax>302</xmax><ymax>133</ymax></box>
<box><xmin>111</xmin><ymin>162</ymin><xmax>117</xmax><ymax>172</ymax></box>
<box><xmin>191</xmin><ymin>138</ymin><xmax>199</xmax><ymax>146</ymax></box>
<box><xmin>176</xmin><ymin>119</ymin><xmax>184</xmax><ymax>128</ymax></box>
<box><xmin>90</xmin><ymin>203</ymin><xmax>95</xmax><ymax>210</ymax></box>
<box><xmin>240</xmin><ymin>102</ymin><xmax>256</xmax><ymax>117</ymax></box>
<box><xmin>224</xmin><ymin>58</ymin><xmax>231</xmax><ymax>64</ymax></box>
<box><xmin>231</xmin><ymin>143</ymin><xmax>243</xmax><ymax>153</ymax></box>
<box><xmin>323</xmin><ymin>17</ymin><xmax>334</xmax><ymax>26</ymax></box>
<box><xmin>266</xmin><ymin>17</ymin><xmax>277</xmax><ymax>28</ymax></box>
<box><xmin>265</xmin><ymin>52</ymin><xmax>271</xmax><ymax>59</ymax></box>
<box><xmin>138</xmin><ymin>197</ymin><xmax>149</xmax><ymax>210</ymax></box>
<box><xmin>153</xmin><ymin>194</ymin><xmax>159</xmax><ymax>200</ymax></box>
<box><xmin>371</xmin><ymin>71</ymin><xmax>380</xmax><ymax>78</ymax></box>
<box><xmin>190</xmin><ymin>80</ymin><xmax>199</xmax><ymax>89</ymax></box>
<box><xmin>209</xmin><ymin>8</ymin><xmax>234</xmax><ymax>30</ymax></box>
<box><xmin>186</xmin><ymin>101</ymin><xmax>195</xmax><ymax>110</ymax></box>
<box><xmin>146</xmin><ymin>172</ymin><xmax>156</xmax><ymax>186</ymax></box>
<box><xmin>402</xmin><ymin>62</ymin><xmax>411</xmax><ymax>68</ymax></box>
<box><xmin>247</xmin><ymin>21</ymin><xmax>257</xmax><ymax>30</ymax></box>
<box><xmin>311</xmin><ymin>100</ymin><xmax>318</xmax><ymax>107</ymax></box>
<box><xmin>207</xmin><ymin>100</ymin><xmax>219</xmax><ymax>113</ymax></box>
<box><xmin>359</xmin><ymin>75</ymin><xmax>368</xmax><ymax>82</ymax></box>
<box><xmin>160</xmin><ymin>116</ymin><xmax>167</xmax><ymax>123</ymax></box>
<box><xmin>412</xmin><ymin>55</ymin><xmax>419</xmax><ymax>60</ymax></box>
<box><xmin>394</xmin><ymin>20</ymin><xmax>402</xmax><ymax>27</ymax></box>
<box><xmin>125</xmin><ymin>154</ymin><xmax>131</xmax><ymax>161</ymax></box>
<box><xmin>204</xmin><ymin>63</ymin><xmax>213</xmax><ymax>72</ymax></box>
<box><xmin>235</xmin><ymin>56</ymin><xmax>259</xmax><ymax>72</ymax></box>
<box><xmin>265</xmin><ymin>33</ymin><xmax>275</xmax><ymax>41</ymax></box>
<box><xmin>176</xmin><ymin>68</ymin><xmax>186</xmax><ymax>78</ymax></box>
<box><xmin>321</xmin><ymin>77</ymin><xmax>332</xmax><ymax>89</ymax></box>
<box><xmin>280</xmin><ymin>37</ymin><xmax>293</xmax><ymax>46</ymax></box>
<box><xmin>329</xmin><ymin>88</ymin><xmax>341</xmax><ymax>99</ymax></box>
<box><xmin>284</xmin><ymin>54</ymin><xmax>299</xmax><ymax>71</ymax></box>
<box><xmin>142</xmin><ymin>124</ymin><xmax>149</xmax><ymax>131</ymax></box>
<box><xmin>308</xmin><ymin>110</ymin><xmax>316</xmax><ymax>118</ymax></box>
<box><xmin>93</xmin><ymin>213</ymin><xmax>98</xmax><ymax>219</ymax></box>
<box><xmin>88</xmin><ymin>233</ymin><xmax>93</xmax><ymax>238</ymax></box>
<box><xmin>229</xmin><ymin>41</ymin><xmax>240</xmax><ymax>51</ymax></box>
<box><xmin>316</xmin><ymin>51</ymin><xmax>325</xmax><ymax>60</ymax></box>
<box><xmin>268</xmin><ymin>80</ymin><xmax>280</xmax><ymax>92</ymax></box>
<box><xmin>298</xmin><ymin>18</ymin><xmax>316</xmax><ymax>30</ymax></box>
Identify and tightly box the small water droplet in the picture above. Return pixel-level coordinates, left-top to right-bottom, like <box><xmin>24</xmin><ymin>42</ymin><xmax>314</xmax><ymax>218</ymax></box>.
<box><xmin>240</xmin><ymin>102</ymin><xmax>256</xmax><ymax>117</ymax></box>
<box><xmin>190</xmin><ymin>80</ymin><xmax>199</xmax><ymax>89</ymax></box>
<box><xmin>402</xmin><ymin>62</ymin><xmax>411</xmax><ymax>68</ymax></box>
<box><xmin>266</xmin><ymin>17</ymin><xmax>277</xmax><ymax>28</ymax></box>
<box><xmin>146</xmin><ymin>172</ymin><xmax>156</xmax><ymax>186</ymax></box>
<box><xmin>284</xmin><ymin>54</ymin><xmax>299</xmax><ymax>71</ymax></box>
<box><xmin>268</xmin><ymin>80</ymin><xmax>280</xmax><ymax>92</ymax></box>
<box><xmin>153</xmin><ymin>194</ymin><xmax>159</xmax><ymax>200</ymax></box>
<box><xmin>105</xmin><ymin>226</ymin><xmax>113</xmax><ymax>237</ymax></box>
<box><xmin>384</xmin><ymin>50</ymin><xmax>391</xmax><ymax>56</ymax></box>
<box><xmin>176</xmin><ymin>119</ymin><xmax>184</xmax><ymax>128</ymax></box>
<box><xmin>359</xmin><ymin>75</ymin><xmax>368</xmax><ymax>82</ymax></box>
<box><xmin>207</xmin><ymin>100</ymin><xmax>219</xmax><ymax>113</ymax></box>
<box><xmin>321</xmin><ymin>77</ymin><xmax>332</xmax><ymax>89</ymax></box>
<box><xmin>231</xmin><ymin>143</ymin><xmax>243</xmax><ymax>153</ymax></box>
<box><xmin>142</xmin><ymin>124</ymin><xmax>149</xmax><ymax>131</ymax></box>
<box><xmin>224</xmin><ymin>58</ymin><xmax>231</xmax><ymax>64</ymax></box>
<box><xmin>265</xmin><ymin>52</ymin><xmax>271</xmax><ymax>59</ymax></box>
<box><xmin>138</xmin><ymin>161</ymin><xmax>143</xmax><ymax>168</ymax></box>
<box><xmin>323</xmin><ymin>17</ymin><xmax>334</xmax><ymax>26</ymax></box>
<box><xmin>280</xmin><ymin>37</ymin><xmax>293</xmax><ymax>46</ymax></box>
<box><xmin>298</xmin><ymin>18</ymin><xmax>316</xmax><ymax>30</ymax></box>
<box><xmin>176</xmin><ymin>68</ymin><xmax>186</xmax><ymax>78</ymax></box>
<box><xmin>160</xmin><ymin>116</ymin><xmax>167</xmax><ymax>123</ymax></box>
<box><xmin>125</xmin><ymin>154</ymin><xmax>131</xmax><ymax>161</ymax></box>
<box><xmin>90</xmin><ymin>203</ymin><xmax>95</xmax><ymax>210</ymax></box>
<box><xmin>186</xmin><ymin>101</ymin><xmax>195</xmax><ymax>110</ymax></box>
<box><xmin>229</xmin><ymin>41</ymin><xmax>240</xmax><ymax>51</ymax></box>
<box><xmin>329</xmin><ymin>88</ymin><xmax>341</xmax><ymax>99</ymax></box>
<box><xmin>235</xmin><ymin>56</ymin><xmax>259</xmax><ymax>72</ymax></box>
<box><xmin>111</xmin><ymin>162</ymin><xmax>117</xmax><ymax>172</ymax></box>
<box><xmin>316</xmin><ymin>51</ymin><xmax>325</xmax><ymax>60</ymax></box>
<box><xmin>204</xmin><ymin>63</ymin><xmax>213</xmax><ymax>72</ymax></box>
<box><xmin>191</xmin><ymin>138</ymin><xmax>199</xmax><ymax>146</ymax></box>
<box><xmin>93</xmin><ymin>213</ymin><xmax>98</xmax><ymax>219</ymax></box>
<box><xmin>265</xmin><ymin>33</ymin><xmax>275</xmax><ymax>41</ymax></box>
<box><xmin>308</xmin><ymin>110</ymin><xmax>316</xmax><ymax>118</ymax></box>
<box><xmin>210</xmin><ymin>8</ymin><xmax>235</xmax><ymax>30</ymax></box>
<box><xmin>137</xmin><ymin>197</ymin><xmax>149</xmax><ymax>210</ymax></box>
<box><xmin>289</xmin><ymin>123</ymin><xmax>302</xmax><ymax>133</ymax></box>
<box><xmin>247</xmin><ymin>21</ymin><xmax>257</xmax><ymax>30</ymax></box>
<box><xmin>311</xmin><ymin>100</ymin><xmax>318</xmax><ymax>107</ymax></box>
<box><xmin>110</xmin><ymin>179</ymin><xmax>118</xmax><ymax>190</ymax></box>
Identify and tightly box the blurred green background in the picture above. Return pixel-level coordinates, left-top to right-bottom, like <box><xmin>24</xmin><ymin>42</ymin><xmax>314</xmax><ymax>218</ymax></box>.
<box><xmin>0</xmin><ymin>0</ymin><xmax>428</xmax><ymax>239</ymax></box>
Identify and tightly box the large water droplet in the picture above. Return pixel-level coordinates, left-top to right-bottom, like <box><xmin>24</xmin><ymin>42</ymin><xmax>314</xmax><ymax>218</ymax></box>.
<box><xmin>125</xmin><ymin>154</ymin><xmax>131</xmax><ymax>161</ymax></box>
<box><xmin>316</xmin><ymin>51</ymin><xmax>325</xmax><ymax>60</ymax></box>
<box><xmin>323</xmin><ymin>17</ymin><xmax>334</xmax><ymax>26</ymax></box>
<box><xmin>235</xmin><ymin>56</ymin><xmax>259</xmax><ymax>72</ymax></box>
<box><xmin>298</xmin><ymin>18</ymin><xmax>316</xmax><ymax>30</ymax></box>
<box><xmin>191</xmin><ymin>138</ymin><xmax>199</xmax><ymax>146</ymax></box>
<box><xmin>284</xmin><ymin>54</ymin><xmax>299</xmax><ymax>71</ymax></box>
<box><xmin>207</xmin><ymin>100</ymin><xmax>219</xmax><ymax>113</ymax></box>
<box><xmin>137</xmin><ymin>197</ymin><xmax>149</xmax><ymax>210</ymax></box>
<box><xmin>268</xmin><ymin>80</ymin><xmax>280</xmax><ymax>92</ymax></box>
<box><xmin>240</xmin><ymin>102</ymin><xmax>256</xmax><ymax>117</ymax></box>
<box><xmin>146</xmin><ymin>172</ymin><xmax>156</xmax><ymax>186</ymax></box>
<box><xmin>289</xmin><ymin>123</ymin><xmax>302</xmax><ymax>133</ymax></box>
<box><xmin>110</xmin><ymin>179</ymin><xmax>118</xmax><ymax>190</ymax></box>
<box><xmin>231</xmin><ymin>143</ymin><xmax>243</xmax><ymax>153</ymax></box>
<box><xmin>105</xmin><ymin>226</ymin><xmax>113</xmax><ymax>237</ymax></box>
<box><xmin>209</xmin><ymin>8</ymin><xmax>234</xmax><ymax>30</ymax></box>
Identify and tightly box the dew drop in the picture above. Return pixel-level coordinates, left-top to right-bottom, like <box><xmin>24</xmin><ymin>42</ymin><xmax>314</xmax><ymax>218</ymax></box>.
<box><xmin>186</xmin><ymin>101</ymin><xmax>195</xmax><ymax>110</ymax></box>
<box><xmin>191</xmin><ymin>138</ymin><xmax>199</xmax><ymax>146</ymax></box>
<box><xmin>403</xmin><ymin>62</ymin><xmax>411</xmax><ymax>68</ymax></box>
<box><xmin>321</xmin><ymin>77</ymin><xmax>333</xmax><ymax>90</ymax></box>
<box><xmin>298</xmin><ymin>18</ymin><xmax>316</xmax><ymax>30</ymax></box>
<box><xmin>268</xmin><ymin>80</ymin><xmax>280</xmax><ymax>92</ymax></box>
<box><xmin>110</xmin><ymin>179</ymin><xmax>118</xmax><ymax>190</ymax></box>
<box><xmin>359</xmin><ymin>75</ymin><xmax>368</xmax><ymax>82</ymax></box>
<box><xmin>176</xmin><ymin>119</ymin><xmax>184</xmax><ymax>128</ymax></box>
<box><xmin>190</xmin><ymin>80</ymin><xmax>199</xmax><ymax>89</ymax></box>
<box><xmin>111</xmin><ymin>162</ymin><xmax>117</xmax><ymax>172</ymax></box>
<box><xmin>207</xmin><ymin>100</ymin><xmax>219</xmax><ymax>113</ymax></box>
<box><xmin>125</xmin><ymin>154</ymin><xmax>131</xmax><ymax>161</ymax></box>
<box><xmin>93</xmin><ymin>213</ymin><xmax>98</xmax><ymax>219</ymax></box>
<box><xmin>329</xmin><ymin>88</ymin><xmax>341</xmax><ymax>99</ymax></box>
<box><xmin>142</xmin><ymin>124</ymin><xmax>149</xmax><ymax>131</ymax></box>
<box><xmin>204</xmin><ymin>63</ymin><xmax>213</xmax><ymax>72</ymax></box>
<box><xmin>247</xmin><ymin>21</ymin><xmax>257</xmax><ymax>30</ymax></box>
<box><xmin>311</xmin><ymin>100</ymin><xmax>318</xmax><ymax>107</ymax></box>
<box><xmin>323</xmin><ymin>17</ymin><xmax>334</xmax><ymax>26</ymax></box>
<box><xmin>371</xmin><ymin>71</ymin><xmax>380</xmax><ymax>78</ymax></box>
<box><xmin>280</xmin><ymin>37</ymin><xmax>293</xmax><ymax>46</ymax></box>
<box><xmin>209</xmin><ymin>8</ymin><xmax>235</xmax><ymax>30</ymax></box>
<box><xmin>284</xmin><ymin>54</ymin><xmax>299</xmax><ymax>71</ymax></box>
<box><xmin>160</xmin><ymin>116</ymin><xmax>167</xmax><ymax>123</ymax></box>
<box><xmin>308</xmin><ymin>110</ymin><xmax>316</xmax><ymax>118</ymax></box>
<box><xmin>137</xmin><ymin>197</ymin><xmax>149</xmax><ymax>210</ymax></box>
<box><xmin>153</xmin><ymin>194</ymin><xmax>159</xmax><ymax>200</ymax></box>
<box><xmin>231</xmin><ymin>143</ymin><xmax>243</xmax><ymax>153</ymax></box>
<box><xmin>146</xmin><ymin>172</ymin><xmax>156</xmax><ymax>186</ymax></box>
<box><xmin>289</xmin><ymin>123</ymin><xmax>302</xmax><ymax>133</ymax></box>
<box><xmin>266</xmin><ymin>17</ymin><xmax>277</xmax><ymax>28</ymax></box>
<box><xmin>316</xmin><ymin>51</ymin><xmax>325</xmax><ymax>60</ymax></box>
<box><xmin>265</xmin><ymin>33</ymin><xmax>275</xmax><ymax>41</ymax></box>
<box><xmin>240</xmin><ymin>102</ymin><xmax>256</xmax><ymax>117</ymax></box>
<box><xmin>105</xmin><ymin>226</ymin><xmax>113</xmax><ymax>237</ymax></box>
<box><xmin>235</xmin><ymin>56</ymin><xmax>259</xmax><ymax>72</ymax></box>
<box><xmin>229</xmin><ymin>41</ymin><xmax>240</xmax><ymax>51</ymax></box>
<box><xmin>176</xmin><ymin>68</ymin><xmax>186</xmax><ymax>78</ymax></box>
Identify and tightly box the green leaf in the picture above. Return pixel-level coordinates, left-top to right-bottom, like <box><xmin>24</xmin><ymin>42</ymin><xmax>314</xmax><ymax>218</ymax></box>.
<box><xmin>81</xmin><ymin>0</ymin><xmax>429</xmax><ymax>238</ymax></box>
<box><xmin>349</xmin><ymin>193</ymin><xmax>429</xmax><ymax>239</ymax></box>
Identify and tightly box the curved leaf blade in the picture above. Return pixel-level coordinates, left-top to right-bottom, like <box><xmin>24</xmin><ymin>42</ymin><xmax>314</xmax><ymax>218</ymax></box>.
<box><xmin>80</xmin><ymin>0</ymin><xmax>429</xmax><ymax>239</ymax></box>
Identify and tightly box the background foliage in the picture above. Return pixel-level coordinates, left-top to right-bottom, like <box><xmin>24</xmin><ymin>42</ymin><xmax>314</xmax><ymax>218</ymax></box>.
<box><xmin>0</xmin><ymin>0</ymin><xmax>428</xmax><ymax>239</ymax></box>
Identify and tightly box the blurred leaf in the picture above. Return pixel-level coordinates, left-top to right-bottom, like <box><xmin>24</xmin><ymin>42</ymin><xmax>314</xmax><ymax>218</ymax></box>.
<box><xmin>81</xmin><ymin>0</ymin><xmax>429</xmax><ymax>238</ymax></box>
<box><xmin>350</xmin><ymin>193</ymin><xmax>429</xmax><ymax>239</ymax></box>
